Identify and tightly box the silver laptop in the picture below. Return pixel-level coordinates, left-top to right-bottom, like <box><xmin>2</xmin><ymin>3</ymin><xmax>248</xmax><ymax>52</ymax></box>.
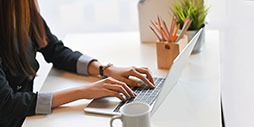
<box><xmin>84</xmin><ymin>29</ymin><xmax>203</xmax><ymax>115</ymax></box>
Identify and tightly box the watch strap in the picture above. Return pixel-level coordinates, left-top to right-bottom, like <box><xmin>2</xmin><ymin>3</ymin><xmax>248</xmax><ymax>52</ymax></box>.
<box><xmin>99</xmin><ymin>63</ymin><xmax>113</xmax><ymax>77</ymax></box>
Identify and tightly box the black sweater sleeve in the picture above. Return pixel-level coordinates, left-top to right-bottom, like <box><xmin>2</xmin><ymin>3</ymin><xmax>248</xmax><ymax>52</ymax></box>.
<box><xmin>0</xmin><ymin>58</ymin><xmax>37</xmax><ymax>127</ymax></box>
<box><xmin>38</xmin><ymin>20</ymin><xmax>83</xmax><ymax>73</ymax></box>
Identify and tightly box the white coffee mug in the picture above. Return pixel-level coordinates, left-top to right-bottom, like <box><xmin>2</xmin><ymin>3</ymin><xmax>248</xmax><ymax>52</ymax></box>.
<box><xmin>110</xmin><ymin>102</ymin><xmax>151</xmax><ymax>127</ymax></box>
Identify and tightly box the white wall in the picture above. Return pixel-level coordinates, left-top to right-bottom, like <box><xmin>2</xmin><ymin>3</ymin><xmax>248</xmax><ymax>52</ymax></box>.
<box><xmin>205</xmin><ymin>0</ymin><xmax>226</xmax><ymax>29</ymax></box>
<box><xmin>220</xmin><ymin>0</ymin><xmax>254</xmax><ymax>127</ymax></box>
<box><xmin>38</xmin><ymin>0</ymin><xmax>225</xmax><ymax>39</ymax></box>
<box><xmin>38</xmin><ymin>0</ymin><xmax>140</xmax><ymax>39</ymax></box>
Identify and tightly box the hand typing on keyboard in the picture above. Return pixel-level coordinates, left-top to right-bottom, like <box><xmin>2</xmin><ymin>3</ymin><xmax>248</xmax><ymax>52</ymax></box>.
<box><xmin>114</xmin><ymin>77</ymin><xmax>165</xmax><ymax>112</ymax></box>
<box><xmin>102</xmin><ymin>66</ymin><xmax>155</xmax><ymax>88</ymax></box>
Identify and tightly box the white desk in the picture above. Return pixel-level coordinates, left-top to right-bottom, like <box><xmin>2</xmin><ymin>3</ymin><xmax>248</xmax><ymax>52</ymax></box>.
<box><xmin>23</xmin><ymin>31</ymin><xmax>221</xmax><ymax>127</ymax></box>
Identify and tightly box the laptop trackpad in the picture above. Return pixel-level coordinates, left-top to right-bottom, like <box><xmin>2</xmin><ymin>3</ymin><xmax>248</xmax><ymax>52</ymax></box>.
<box><xmin>84</xmin><ymin>97</ymin><xmax>121</xmax><ymax>115</ymax></box>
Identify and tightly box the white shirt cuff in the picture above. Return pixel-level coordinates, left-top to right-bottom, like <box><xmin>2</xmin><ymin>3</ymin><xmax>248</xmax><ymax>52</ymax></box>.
<box><xmin>35</xmin><ymin>93</ymin><xmax>53</xmax><ymax>115</ymax></box>
<box><xmin>77</xmin><ymin>55</ymin><xmax>97</xmax><ymax>75</ymax></box>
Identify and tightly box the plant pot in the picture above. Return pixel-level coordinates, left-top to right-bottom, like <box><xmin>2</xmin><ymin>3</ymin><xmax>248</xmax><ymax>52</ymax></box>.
<box><xmin>186</xmin><ymin>25</ymin><xmax>206</xmax><ymax>54</ymax></box>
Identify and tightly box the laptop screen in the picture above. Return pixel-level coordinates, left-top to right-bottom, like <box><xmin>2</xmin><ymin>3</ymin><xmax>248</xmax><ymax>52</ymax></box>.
<box><xmin>151</xmin><ymin>29</ymin><xmax>203</xmax><ymax>115</ymax></box>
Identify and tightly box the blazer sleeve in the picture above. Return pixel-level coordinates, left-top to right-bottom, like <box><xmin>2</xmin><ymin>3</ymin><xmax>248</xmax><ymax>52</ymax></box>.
<box><xmin>38</xmin><ymin>20</ymin><xmax>83</xmax><ymax>73</ymax></box>
<box><xmin>0</xmin><ymin>58</ymin><xmax>37</xmax><ymax>126</ymax></box>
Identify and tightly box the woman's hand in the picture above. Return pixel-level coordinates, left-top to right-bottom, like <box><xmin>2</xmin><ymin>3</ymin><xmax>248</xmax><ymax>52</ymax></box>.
<box><xmin>104</xmin><ymin>66</ymin><xmax>155</xmax><ymax>88</ymax></box>
<box><xmin>81</xmin><ymin>77</ymin><xmax>135</xmax><ymax>101</ymax></box>
<box><xmin>87</xmin><ymin>61</ymin><xmax>154</xmax><ymax>88</ymax></box>
<box><xmin>52</xmin><ymin>77</ymin><xmax>135</xmax><ymax>108</ymax></box>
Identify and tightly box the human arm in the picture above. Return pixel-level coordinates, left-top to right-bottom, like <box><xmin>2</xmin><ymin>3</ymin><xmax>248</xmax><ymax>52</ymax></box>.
<box><xmin>0</xmin><ymin>58</ymin><xmax>37</xmax><ymax>126</ymax></box>
<box><xmin>38</xmin><ymin>19</ymin><xmax>95</xmax><ymax>74</ymax></box>
<box><xmin>38</xmin><ymin>18</ymin><xmax>154</xmax><ymax>108</ymax></box>
<box><xmin>52</xmin><ymin>77</ymin><xmax>135</xmax><ymax>108</ymax></box>
<box><xmin>87</xmin><ymin>61</ymin><xmax>155</xmax><ymax>88</ymax></box>
<box><xmin>38</xmin><ymin>18</ymin><xmax>154</xmax><ymax>87</ymax></box>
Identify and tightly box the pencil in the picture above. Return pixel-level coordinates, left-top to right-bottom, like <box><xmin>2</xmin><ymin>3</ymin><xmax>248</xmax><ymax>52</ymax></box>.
<box><xmin>150</xmin><ymin>20</ymin><xmax>161</xmax><ymax>37</ymax></box>
<box><xmin>163</xmin><ymin>20</ymin><xmax>170</xmax><ymax>42</ymax></box>
<box><xmin>178</xmin><ymin>20</ymin><xmax>192</xmax><ymax>41</ymax></box>
<box><xmin>160</xmin><ymin>26</ymin><xmax>169</xmax><ymax>42</ymax></box>
<box><xmin>172</xmin><ymin>24</ymin><xmax>180</xmax><ymax>42</ymax></box>
<box><xmin>149</xmin><ymin>26</ymin><xmax>161</xmax><ymax>41</ymax></box>
<box><xmin>176</xmin><ymin>19</ymin><xmax>192</xmax><ymax>41</ymax></box>
<box><xmin>169</xmin><ymin>17</ymin><xmax>176</xmax><ymax>42</ymax></box>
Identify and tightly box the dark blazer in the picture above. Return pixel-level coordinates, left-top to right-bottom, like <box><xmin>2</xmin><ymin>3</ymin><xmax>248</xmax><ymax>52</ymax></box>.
<box><xmin>0</xmin><ymin>20</ymin><xmax>83</xmax><ymax>127</ymax></box>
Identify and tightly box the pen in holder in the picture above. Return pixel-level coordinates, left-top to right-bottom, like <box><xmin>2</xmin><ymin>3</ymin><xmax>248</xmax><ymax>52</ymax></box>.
<box><xmin>156</xmin><ymin>36</ymin><xmax>188</xmax><ymax>69</ymax></box>
<box><xmin>150</xmin><ymin>16</ymin><xmax>191</xmax><ymax>69</ymax></box>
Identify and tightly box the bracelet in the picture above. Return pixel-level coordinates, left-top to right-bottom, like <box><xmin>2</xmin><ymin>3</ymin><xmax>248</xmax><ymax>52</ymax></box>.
<box><xmin>99</xmin><ymin>63</ymin><xmax>113</xmax><ymax>78</ymax></box>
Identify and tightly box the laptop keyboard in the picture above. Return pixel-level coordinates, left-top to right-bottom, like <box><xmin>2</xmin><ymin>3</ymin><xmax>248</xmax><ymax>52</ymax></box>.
<box><xmin>113</xmin><ymin>77</ymin><xmax>165</xmax><ymax>112</ymax></box>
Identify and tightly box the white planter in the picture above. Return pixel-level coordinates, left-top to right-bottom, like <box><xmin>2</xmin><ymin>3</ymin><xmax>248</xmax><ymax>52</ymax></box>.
<box><xmin>186</xmin><ymin>26</ymin><xmax>205</xmax><ymax>54</ymax></box>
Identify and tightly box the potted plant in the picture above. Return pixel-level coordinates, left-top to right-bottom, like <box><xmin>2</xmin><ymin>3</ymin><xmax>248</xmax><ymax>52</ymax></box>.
<box><xmin>171</xmin><ymin>0</ymin><xmax>209</xmax><ymax>54</ymax></box>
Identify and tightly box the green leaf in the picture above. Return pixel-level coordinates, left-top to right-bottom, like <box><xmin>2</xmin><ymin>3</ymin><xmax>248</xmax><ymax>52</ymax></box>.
<box><xmin>170</xmin><ymin>0</ymin><xmax>209</xmax><ymax>30</ymax></box>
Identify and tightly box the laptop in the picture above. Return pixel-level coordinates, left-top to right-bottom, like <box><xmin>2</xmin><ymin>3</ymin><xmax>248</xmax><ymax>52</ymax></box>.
<box><xmin>84</xmin><ymin>28</ymin><xmax>203</xmax><ymax>115</ymax></box>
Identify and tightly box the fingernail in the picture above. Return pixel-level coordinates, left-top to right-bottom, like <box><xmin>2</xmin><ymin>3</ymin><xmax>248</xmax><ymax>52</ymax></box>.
<box><xmin>137</xmin><ymin>83</ymin><xmax>142</xmax><ymax>86</ymax></box>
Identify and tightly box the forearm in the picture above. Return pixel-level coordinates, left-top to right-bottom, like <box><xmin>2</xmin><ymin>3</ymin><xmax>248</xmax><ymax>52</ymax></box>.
<box><xmin>52</xmin><ymin>61</ymin><xmax>104</xmax><ymax>108</ymax></box>
<box><xmin>88</xmin><ymin>60</ymin><xmax>101</xmax><ymax>76</ymax></box>
<box><xmin>52</xmin><ymin>87</ymin><xmax>84</xmax><ymax>108</ymax></box>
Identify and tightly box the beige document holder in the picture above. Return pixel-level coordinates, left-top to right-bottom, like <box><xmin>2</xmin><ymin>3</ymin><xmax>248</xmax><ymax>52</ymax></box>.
<box><xmin>138</xmin><ymin>0</ymin><xmax>175</xmax><ymax>43</ymax></box>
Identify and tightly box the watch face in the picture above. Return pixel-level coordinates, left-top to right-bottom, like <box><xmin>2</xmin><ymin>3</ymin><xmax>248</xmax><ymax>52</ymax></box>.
<box><xmin>99</xmin><ymin>65</ymin><xmax>104</xmax><ymax>77</ymax></box>
<box><xmin>99</xmin><ymin>64</ymin><xmax>113</xmax><ymax>77</ymax></box>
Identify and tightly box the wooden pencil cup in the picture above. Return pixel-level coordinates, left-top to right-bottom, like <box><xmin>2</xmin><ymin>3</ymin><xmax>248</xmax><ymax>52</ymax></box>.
<box><xmin>156</xmin><ymin>35</ymin><xmax>188</xmax><ymax>69</ymax></box>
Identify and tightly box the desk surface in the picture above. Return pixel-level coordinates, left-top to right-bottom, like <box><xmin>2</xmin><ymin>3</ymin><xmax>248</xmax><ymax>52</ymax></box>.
<box><xmin>24</xmin><ymin>31</ymin><xmax>221</xmax><ymax>127</ymax></box>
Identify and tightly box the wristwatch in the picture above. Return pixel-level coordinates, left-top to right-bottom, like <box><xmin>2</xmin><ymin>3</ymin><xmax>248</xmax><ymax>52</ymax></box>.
<box><xmin>99</xmin><ymin>63</ymin><xmax>113</xmax><ymax>78</ymax></box>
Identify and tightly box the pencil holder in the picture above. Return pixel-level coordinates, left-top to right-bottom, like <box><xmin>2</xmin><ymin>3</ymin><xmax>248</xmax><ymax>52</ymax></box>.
<box><xmin>156</xmin><ymin>35</ymin><xmax>188</xmax><ymax>69</ymax></box>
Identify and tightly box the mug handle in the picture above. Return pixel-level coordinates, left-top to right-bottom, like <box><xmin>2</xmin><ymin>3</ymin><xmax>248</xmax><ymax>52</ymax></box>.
<box><xmin>110</xmin><ymin>115</ymin><xmax>122</xmax><ymax>127</ymax></box>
